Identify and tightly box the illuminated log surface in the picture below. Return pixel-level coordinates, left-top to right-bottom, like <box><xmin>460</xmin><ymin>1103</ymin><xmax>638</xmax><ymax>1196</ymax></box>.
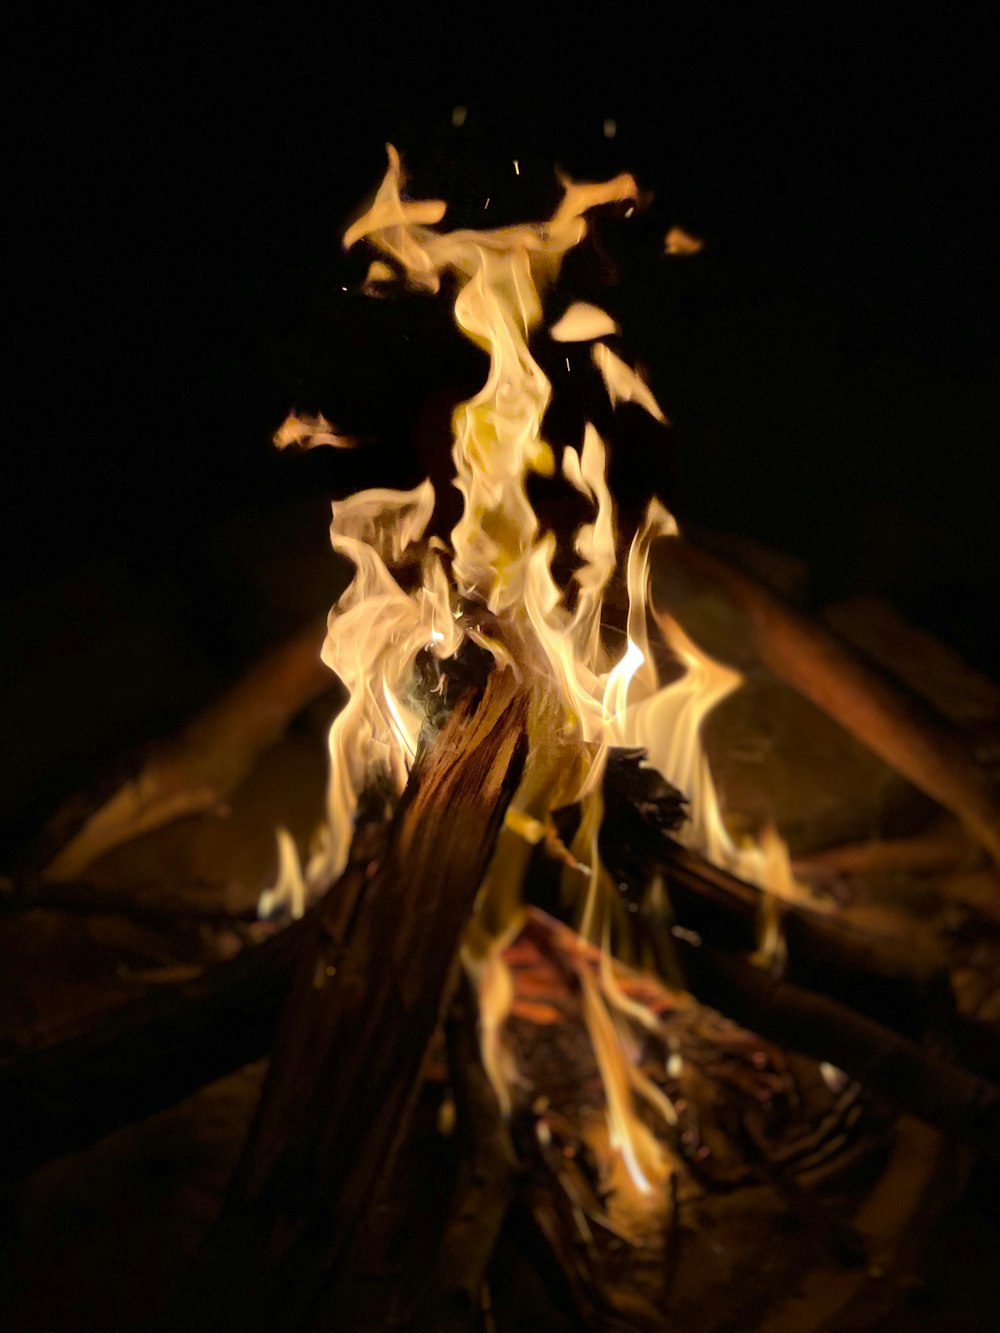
<box><xmin>168</xmin><ymin>669</ymin><xmax>528</xmax><ymax>1332</ymax></box>
<box><xmin>657</xmin><ymin>537</ymin><xmax>1000</xmax><ymax>868</ymax></box>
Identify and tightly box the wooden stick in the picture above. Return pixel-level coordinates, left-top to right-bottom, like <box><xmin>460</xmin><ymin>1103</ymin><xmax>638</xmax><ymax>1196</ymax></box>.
<box><xmin>660</xmin><ymin>839</ymin><xmax>946</xmax><ymax>992</ymax></box>
<box><xmin>36</xmin><ymin>618</ymin><xmax>332</xmax><ymax>881</ymax></box>
<box><xmin>658</xmin><ymin>538</ymin><xmax>1000</xmax><ymax>866</ymax></box>
<box><xmin>173</xmin><ymin>670</ymin><xmax>528</xmax><ymax>1333</ymax></box>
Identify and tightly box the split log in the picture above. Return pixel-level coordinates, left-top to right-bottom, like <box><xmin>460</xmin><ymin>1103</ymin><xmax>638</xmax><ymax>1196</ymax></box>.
<box><xmin>34</xmin><ymin>618</ymin><xmax>332</xmax><ymax>881</ymax></box>
<box><xmin>658</xmin><ymin>538</ymin><xmax>1000</xmax><ymax>867</ymax></box>
<box><xmin>170</xmin><ymin>669</ymin><xmax>528</xmax><ymax>1333</ymax></box>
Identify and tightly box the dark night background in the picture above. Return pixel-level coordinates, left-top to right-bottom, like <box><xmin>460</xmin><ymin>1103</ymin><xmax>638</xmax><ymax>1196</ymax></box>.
<box><xmin>4</xmin><ymin>10</ymin><xmax>997</xmax><ymax>854</ymax></box>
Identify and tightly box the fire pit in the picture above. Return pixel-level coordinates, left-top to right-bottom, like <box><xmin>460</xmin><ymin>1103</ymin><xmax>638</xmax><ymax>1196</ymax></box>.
<box><xmin>2</xmin><ymin>145</ymin><xmax>999</xmax><ymax>1333</ymax></box>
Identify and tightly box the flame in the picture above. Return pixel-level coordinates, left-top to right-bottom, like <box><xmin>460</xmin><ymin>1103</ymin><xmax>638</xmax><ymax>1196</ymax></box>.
<box><xmin>266</xmin><ymin>146</ymin><xmax>802</xmax><ymax>1192</ymax></box>
<box><xmin>273</xmin><ymin>410</ymin><xmax>355</xmax><ymax>451</ymax></box>
<box><xmin>664</xmin><ymin>224</ymin><xmax>704</xmax><ymax>256</ymax></box>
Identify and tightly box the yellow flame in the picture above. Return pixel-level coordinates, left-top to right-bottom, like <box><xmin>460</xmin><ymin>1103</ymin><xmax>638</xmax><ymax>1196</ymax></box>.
<box><xmin>265</xmin><ymin>146</ymin><xmax>802</xmax><ymax>1188</ymax></box>
<box><xmin>274</xmin><ymin>411</ymin><xmax>355</xmax><ymax>451</ymax></box>
<box><xmin>258</xmin><ymin>826</ymin><xmax>307</xmax><ymax>920</ymax></box>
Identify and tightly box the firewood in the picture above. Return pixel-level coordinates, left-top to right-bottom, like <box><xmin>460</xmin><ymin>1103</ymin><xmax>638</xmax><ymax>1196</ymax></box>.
<box><xmin>0</xmin><ymin>909</ymin><xmax>299</xmax><ymax>1183</ymax></box>
<box><xmin>675</xmin><ymin>941</ymin><xmax>1000</xmax><ymax>1159</ymax></box>
<box><xmin>33</xmin><ymin>618</ymin><xmax>332</xmax><ymax>881</ymax></box>
<box><xmin>0</xmin><ymin>872</ymin><xmax>261</xmax><ymax>925</ymax></box>
<box><xmin>2</xmin><ymin>813</ymin><xmax>992</xmax><ymax>1187</ymax></box>
<box><xmin>412</xmin><ymin>972</ymin><xmax>518</xmax><ymax>1331</ymax></box>
<box><xmin>793</xmin><ymin>826</ymin><xmax>977</xmax><ymax>878</ymax></box>
<box><xmin>824</xmin><ymin>594</ymin><xmax>1000</xmax><ymax>731</ymax></box>
<box><xmin>658</xmin><ymin>538</ymin><xmax>1000</xmax><ymax>867</ymax></box>
<box><xmin>169</xmin><ymin>669</ymin><xmax>529</xmax><ymax>1333</ymax></box>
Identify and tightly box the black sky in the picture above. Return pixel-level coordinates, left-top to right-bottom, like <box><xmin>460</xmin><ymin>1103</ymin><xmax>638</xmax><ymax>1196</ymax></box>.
<box><xmin>7</xmin><ymin>9</ymin><xmax>998</xmax><ymax>663</ymax></box>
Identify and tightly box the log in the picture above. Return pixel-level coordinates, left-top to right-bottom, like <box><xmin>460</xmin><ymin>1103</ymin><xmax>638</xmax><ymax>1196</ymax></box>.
<box><xmin>35</xmin><ymin>617</ymin><xmax>332</xmax><ymax>881</ymax></box>
<box><xmin>0</xmin><ymin>905</ymin><xmax>302</xmax><ymax>1182</ymax></box>
<box><xmin>413</xmin><ymin>972</ymin><xmax>518</xmax><ymax>1331</ymax></box>
<box><xmin>658</xmin><ymin>538</ymin><xmax>1000</xmax><ymax>866</ymax></box>
<box><xmin>659</xmin><ymin>839</ymin><xmax>948</xmax><ymax>1001</ymax></box>
<box><xmin>2</xmin><ymin>815</ymin><xmax>993</xmax><ymax>1187</ymax></box>
<box><xmin>793</xmin><ymin>826</ymin><xmax>976</xmax><ymax>878</ymax></box>
<box><xmin>0</xmin><ymin>872</ymin><xmax>262</xmax><ymax>925</ymax></box>
<box><xmin>0</xmin><ymin>812</ymin><xmax>388</xmax><ymax>1183</ymax></box>
<box><xmin>171</xmin><ymin>669</ymin><xmax>529</xmax><ymax>1333</ymax></box>
<box><xmin>824</xmin><ymin>594</ymin><xmax>1000</xmax><ymax>731</ymax></box>
<box><xmin>675</xmin><ymin>941</ymin><xmax>1000</xmax><ymax>1159</ymax></box>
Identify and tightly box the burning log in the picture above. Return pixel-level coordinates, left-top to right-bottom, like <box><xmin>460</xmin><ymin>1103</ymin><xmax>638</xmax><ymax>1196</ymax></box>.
<box><xmin>32</xmin><ymin>618</ymin><xmax>331</xmax><ymax>881</ymax></box>
<box><xmin>658</xmin><ymin>538</ymin><xmax>1000</xmax><ymax>868</ymax></box>
<box><xmin>2</xmin><ymin>792</ymin><xmax>995</xmax><ymax>1187</ymax></box>
<box><xmin>170</xmin><ymin>669</ymin><xmax>528</xmax><ymax>1332</ymax></box>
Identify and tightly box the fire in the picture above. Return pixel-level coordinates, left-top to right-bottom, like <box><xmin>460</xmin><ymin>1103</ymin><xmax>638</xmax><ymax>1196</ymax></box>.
<box><xmin>267</xmin><ymin>145</ymin><xmax>800</xmax><ymax>1192</ymax></box>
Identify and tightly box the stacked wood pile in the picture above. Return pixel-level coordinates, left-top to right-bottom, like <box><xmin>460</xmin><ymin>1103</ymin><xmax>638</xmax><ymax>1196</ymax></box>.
<box><xmin>1</xmin><ymin>530</ymin><xmax>999</xmax><ymax>1331</ymax></box>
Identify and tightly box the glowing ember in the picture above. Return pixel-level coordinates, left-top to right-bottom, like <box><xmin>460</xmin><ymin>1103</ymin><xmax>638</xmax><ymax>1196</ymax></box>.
<box><xmin>266</xmin><ymin>145</ymin><xmax>802</xmax><ymax>1190</ymax></box>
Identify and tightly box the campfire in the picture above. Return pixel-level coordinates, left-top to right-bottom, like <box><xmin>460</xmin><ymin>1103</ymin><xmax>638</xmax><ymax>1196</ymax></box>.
<box><xmin>3</xmin><ymin>146</ymin><xmax>999</xmax><ymax>1332</ymax></box>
